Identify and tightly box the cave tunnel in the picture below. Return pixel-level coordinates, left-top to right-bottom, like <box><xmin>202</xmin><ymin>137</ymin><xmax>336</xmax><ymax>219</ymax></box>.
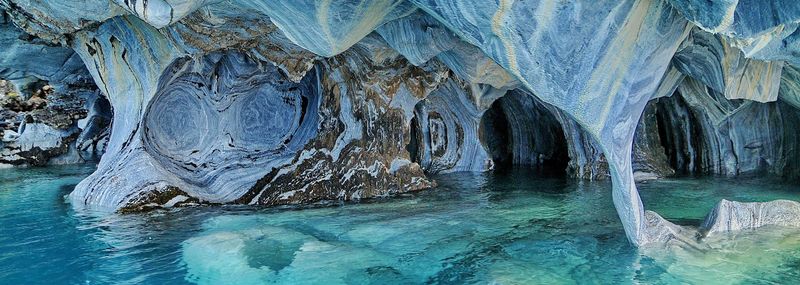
<box><xmin>652</xmin><ymin>93</ymin><xmax>705</xmax><ymax>175</ymax></box>
<box><xmin>407</xmin><ymin>115</ymin><xmax>421</xmax><ymax>165</ymax></box>
<box><xmin>652</xmin><ymin>90</ymin><xmax>800</xmax><ymax>179</ymax></box>
<box><xmin>479</xmin><ymin>91</ymin><xmax>570</xmax><ymax>176</ymax></box>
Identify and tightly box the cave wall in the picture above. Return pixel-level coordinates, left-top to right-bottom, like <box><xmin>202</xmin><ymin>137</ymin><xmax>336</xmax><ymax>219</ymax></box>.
<box><xmin>412</xmin><ymin>79</ymin><xmax>491</xmax><ymax>174</ymax></box>
<box><xmin>66</xmin><ymin>11</ymin><xmax>458</xmax><ymax>210</ymax></box>
<box><xmin>653</xmin><ymin>78</ymin><xmax>800</xmax><ymax>179</ymax></box>
<box><xmin>0</xmin><ymin>8</ymin><xmax>109</xmax><ymax>167</ymax></box>
<box><xmin>2</xmin><ymin>0</ymin><xmax>800</xmax><ymax>247</ymax></box>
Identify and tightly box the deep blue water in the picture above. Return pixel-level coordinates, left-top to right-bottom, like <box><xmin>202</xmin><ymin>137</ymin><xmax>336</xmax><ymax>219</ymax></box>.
<box><xmin>1</xmin><ymin>164</ymin><xmax>800</xmax><ymax>284</ymax></box>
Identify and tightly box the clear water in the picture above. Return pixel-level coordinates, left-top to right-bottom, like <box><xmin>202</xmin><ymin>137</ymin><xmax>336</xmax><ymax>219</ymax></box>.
<box><xmin>1</xmin><ymin>165</ymin><xmax>800</xmax><ymax>284</ymax></box>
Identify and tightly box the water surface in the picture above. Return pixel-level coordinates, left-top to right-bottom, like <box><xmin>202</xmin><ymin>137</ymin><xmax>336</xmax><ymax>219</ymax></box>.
<box><xmin>1</xmin><ymin>165</ymin><xmax>799</xmax><ymax>284</ymax></box>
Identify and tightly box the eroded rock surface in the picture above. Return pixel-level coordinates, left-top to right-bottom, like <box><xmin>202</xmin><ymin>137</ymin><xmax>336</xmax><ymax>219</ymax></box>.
<box><xmin>2</xmin><ymin>0</ymin><xmax>800</xmax><ymax>247</ymax></box>
<box><xmin>0</xmin><ymin>8</ymin><xmax>109</xmax><ymax>167</ymax></box>
<box><xmin>702</xmin><ymin>199</ymin><xmax>800</xmax><ymax>235</ymax></box>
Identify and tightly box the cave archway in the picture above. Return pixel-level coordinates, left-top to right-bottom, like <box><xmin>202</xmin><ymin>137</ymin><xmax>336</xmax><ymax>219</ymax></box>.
<box><xmin>651</xmin><ymin>85</ymin><xmax>799</xmax><ymax>178</ymax></box>
<box><xmin>479</xmin><ymin>91</ymin><xmax>569</xmax><ymax>175</ymax></box>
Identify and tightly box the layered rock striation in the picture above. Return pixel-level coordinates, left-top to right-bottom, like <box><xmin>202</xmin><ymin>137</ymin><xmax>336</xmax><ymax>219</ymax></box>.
<box><xmin>2</xmin><ymin>0</ymin><xmax>800</xmax><ymax>247</ymax></box>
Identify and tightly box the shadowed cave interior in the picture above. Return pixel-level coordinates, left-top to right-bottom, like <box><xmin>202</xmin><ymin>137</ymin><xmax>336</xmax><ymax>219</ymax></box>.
<box><xmin>479</xmin><ymin>92</ymin><xmax>570</xmax><ymax>176</ymax></box>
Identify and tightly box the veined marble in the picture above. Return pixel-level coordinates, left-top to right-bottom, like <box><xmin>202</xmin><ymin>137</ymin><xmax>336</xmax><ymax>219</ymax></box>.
<box><xmin>2</xmin><ymin>0</ymin><xmax>800</xmax><ymax>247</ymax></box>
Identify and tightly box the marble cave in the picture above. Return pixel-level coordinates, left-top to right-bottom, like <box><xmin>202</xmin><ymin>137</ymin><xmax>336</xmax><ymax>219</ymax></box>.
<box><xmin>3</xmin><ymin>0</ymin><xmax>800</xmax><ymax>283</ymax></box>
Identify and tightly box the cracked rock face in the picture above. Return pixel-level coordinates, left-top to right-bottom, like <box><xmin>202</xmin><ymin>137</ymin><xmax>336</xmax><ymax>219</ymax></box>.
<box><xmin>3</xmin><ymin>0</ymin><xmax>800</xmax><ymax>248</ymax></box>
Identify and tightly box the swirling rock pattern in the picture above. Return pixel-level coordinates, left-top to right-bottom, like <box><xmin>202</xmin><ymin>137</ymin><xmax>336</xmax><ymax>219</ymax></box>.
<box><xmin>142</xmin><ymin>51</ymin><xmax>321</xmax><ymax>201</ymax></box>
<box><xmin>412</xmin><ymin>79</ymin><xmax>490</xmax><ymax>173</ymax></box>
<box><xmin>63</xmin><ymin>12</ymin><xmax>446</xmax><ymax>210</ymax></box>
<box><xmin>4</xmin><ymin>0</ymin><xmax>800</xmax><ymax>247</ymax></box>
<box><xmin>240</xmin><ymin>0</ymin><xmax>416</xmax><ymax>57</ymax></box>
<box><xmin>668</xmin><ymin>0</ymin><xmax>800</xmax><ymax>37</ymax></box>
<box><xmin>673</xmin><ymin>29</ymin><xmax>783</xmax><ymax>103</ymax></box>
<box><xmin>664</xmin><ymin>78</ymin><xmax>799</xmax><ymax>177</ymax></box>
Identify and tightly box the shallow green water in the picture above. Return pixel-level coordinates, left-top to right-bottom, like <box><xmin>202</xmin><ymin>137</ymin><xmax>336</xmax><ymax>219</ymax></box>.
<box><xmin>1</xmin><ymin>165</ymin><xmax>799</xmax><ymax>284</ymax></box>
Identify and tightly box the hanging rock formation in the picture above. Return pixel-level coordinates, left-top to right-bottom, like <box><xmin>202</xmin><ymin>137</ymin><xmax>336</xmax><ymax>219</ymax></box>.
<box><xmin>2</xmin><ymin>0</ymin><xmax>800</xmax><ymax>247</ymax></box>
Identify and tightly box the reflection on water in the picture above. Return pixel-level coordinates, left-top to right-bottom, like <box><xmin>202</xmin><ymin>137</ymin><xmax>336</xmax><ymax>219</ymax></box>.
<box><xmin>0</xmin><ymin>165</ymin><xmax>799</xmax><ymax>284</ymax></box>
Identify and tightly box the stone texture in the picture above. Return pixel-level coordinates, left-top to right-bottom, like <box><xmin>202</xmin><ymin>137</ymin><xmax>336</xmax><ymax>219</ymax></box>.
<box><xmin>0</xmin><ymin>8</ymin><xmax>109</xmax><ymax>166</ymax></box>
<box><xmin>2</xmin><ymin>0</ymin><xmax>800</xmax><ymax>248</ymax></box>
<box><xmin>412</xmin><ymin>79</ymin><xmax>491</xmax><ymax>174</ymax></box>
<box><xmin>667</xmin><ymin>0</ymin><xmax>800</xmax><ymax>38</ymax></box>
<box><xmin>66</xmin><ymin>11</ymin><xmax>450</xmax><ymax>210</ymax></box>
<box><xmin>701</xmin><ymin>199</ymin><xmax>800</xmax><ymax>235</ymax></box>
<box><xmin>650</xmin><ymin>78</ymin><xmax>800</xmax><ymax>178</ymax></box>
<box><xmin>673</xmin><ymin>29</ymin><xmax>783</xmax><ymax>103</ymax></box>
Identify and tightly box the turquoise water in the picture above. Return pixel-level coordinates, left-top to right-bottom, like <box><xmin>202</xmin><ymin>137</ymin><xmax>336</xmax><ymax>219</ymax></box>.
<box><xmin>1</xmin><ymin>165</ymin><xmax>800</xmax><ymax>284</ymax></box>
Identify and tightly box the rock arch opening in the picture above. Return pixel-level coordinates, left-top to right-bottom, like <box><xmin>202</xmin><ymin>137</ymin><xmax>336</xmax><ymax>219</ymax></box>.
<box><xmin>479</xmin><ymin>91</ymin><xmax>569</xmax><ymax>175</ymax></box>
<box><xmin>648</xmin><ymin>82</ymin><xmax>800</xmax><ymax>180</ymax></box>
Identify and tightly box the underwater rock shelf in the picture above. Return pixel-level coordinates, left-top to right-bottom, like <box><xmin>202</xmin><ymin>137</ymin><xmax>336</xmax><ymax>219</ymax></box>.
<box><xmin>2</xmin><ymin>0</ymin><xmax>800</xmax><ymax>247</ymax></box>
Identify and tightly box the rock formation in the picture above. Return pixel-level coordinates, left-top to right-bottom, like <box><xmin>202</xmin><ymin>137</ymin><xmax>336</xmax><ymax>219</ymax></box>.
<box><xmin>701</xmin><ymin>199</ymin><xmax>800</xmax><ymax>235</ymax></box>
<box><xmin>1</xmin><ymin>0</ymin><xmax>800</xmax><ymax>247</ymax></box>
<box><xmin>0</xmin><ymin>8</ymin><xmax>110</xmax><ymax>167</ymax></box>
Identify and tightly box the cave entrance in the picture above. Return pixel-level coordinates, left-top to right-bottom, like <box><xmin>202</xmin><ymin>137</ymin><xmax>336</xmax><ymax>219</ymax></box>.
<box><xmin>480</xmin><ymin>99</ymin><xmax>513</xmax><ymax>169</ymax></box>
<box><xmin>407</xmin><ymin>115</ymin><xmax>422</xmax><ymax>164</ymax></box>
<box><xmin>653</xmin><ymin>93</ymin><xmax>704</xmax><ymax>175</ymax></box>
<box><xmin>479</xmin><ymin>92</ymin><xmax>569</xmax><ymax>176</ymax></box>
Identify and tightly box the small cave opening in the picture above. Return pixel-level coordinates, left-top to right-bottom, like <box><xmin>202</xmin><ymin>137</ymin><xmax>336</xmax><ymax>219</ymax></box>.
<box><xmin>652</xmin><ymin>93</ymin><xmax>705</xmax><ymax>175</ymax></box>
<box><xmin>480</xmin><ymin>99</ymin><xmax>513</xmax><ymax>168</ymax></box>
<box><xmin>479</xmin><ymin>92</ymin><xmax>570</xmax><ymax>176</ymax></box>
<box><xmin>407</xmin><ymin>115</ymin><xmax>422</xmax><ymax>164</ymax></box>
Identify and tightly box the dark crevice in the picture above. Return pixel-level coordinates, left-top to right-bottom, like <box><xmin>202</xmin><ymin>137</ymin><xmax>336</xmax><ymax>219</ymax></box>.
<box><xmin>480</xmin><ymin>92</ymin><xmax>569</xmax><ymax>177</ymax></box>
<box><xmin>654</xmin><ymin>93</ymin><xmax>705</xmax><ymax>175</ymax></box>
<box><xmin>407</xmin><ymin>116</ymin><xmax>421</xmax><ymax>164</ymax></box>
<box><xmin>480</xmin><ymin>99</ymin><xmax>513</xmax><ymax>169</ymax></box>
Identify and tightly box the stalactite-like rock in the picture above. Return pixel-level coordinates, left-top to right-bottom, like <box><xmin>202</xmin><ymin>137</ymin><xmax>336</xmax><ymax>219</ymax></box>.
<box><xmin>673</xmin><ymin>29</ymin><xmax>783</xmax><ymax>103</ymax></box>
<box><xmin>667</xmin><ymin>0</ymin><xmax>800</xmax><ymax>38</ymax></box>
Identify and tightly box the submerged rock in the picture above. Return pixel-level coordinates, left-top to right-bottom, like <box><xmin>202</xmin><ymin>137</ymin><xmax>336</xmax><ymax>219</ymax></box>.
<box><xmin>701</xmin><ymin>199</ymin><xmax>800</xmax><ymax>235</ymax></box>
